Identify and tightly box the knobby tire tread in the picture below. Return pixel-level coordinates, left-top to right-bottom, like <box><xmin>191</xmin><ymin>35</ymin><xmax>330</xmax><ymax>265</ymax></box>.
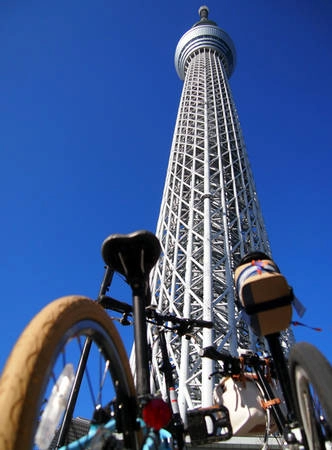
<box><xmin>0</xmin><ymin>295</ymin><xmax>137</xmax><ymax>450</ymax></box>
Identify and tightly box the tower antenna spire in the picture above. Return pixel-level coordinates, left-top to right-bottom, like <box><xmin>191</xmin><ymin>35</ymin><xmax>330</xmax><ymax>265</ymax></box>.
<box><xmin>198</xmin><ymin>5</ymin><xmax>209</xmax><ymax>20</ymax></box>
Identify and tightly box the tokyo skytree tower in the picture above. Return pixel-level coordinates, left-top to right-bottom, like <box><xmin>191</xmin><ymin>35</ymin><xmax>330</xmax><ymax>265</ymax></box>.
<box><xmin>149</xmin><ymin>6</ymin><xmax>274</xmax><ymax>419</ymax></box>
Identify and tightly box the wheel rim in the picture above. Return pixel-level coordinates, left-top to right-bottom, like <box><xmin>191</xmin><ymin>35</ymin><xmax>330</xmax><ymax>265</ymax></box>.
<box><xmin>294</xmin><ymin>365</ymin><xmax>329</xmax><ymax>450</ymax></box>
<box><xmin>32</xmin><ymin>320</ymin><xmax>134</xmax><ymax>449</ymax></box>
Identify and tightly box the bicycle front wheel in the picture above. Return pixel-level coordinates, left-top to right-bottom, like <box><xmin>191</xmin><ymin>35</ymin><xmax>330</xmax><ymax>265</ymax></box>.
<box><xmin>289</xmin><ymin>342</ymin><xmax>332</xmax><ymax>450</ymax></box>
<box><xmin>0</xmin><ymin>295</ymin><xmax>141</xmax><ymax>450</ymax></box>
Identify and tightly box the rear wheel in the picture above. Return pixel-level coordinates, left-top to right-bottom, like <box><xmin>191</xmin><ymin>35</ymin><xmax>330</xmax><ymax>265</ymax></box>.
<box><xmin>289</xmin><ymin>342</ymin><xmax>332</xmax><ymax>450</ymax></box>
<box><xmin>0</xmin><ymin>296</ymin><xmax>140</xmax><ymax>450</ymax></box>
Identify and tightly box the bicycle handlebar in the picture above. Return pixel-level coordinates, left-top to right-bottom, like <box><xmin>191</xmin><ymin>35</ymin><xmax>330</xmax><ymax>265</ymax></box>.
<box><xmin>98</xmin><ymin>295</ymin><xmax>214</xmax><ymax>333</ymax></box>
<box><xmin>200</xmin><ymin>345</ymin><xmax>234</xmax><ymax>362</ymax></box>
<box><xmin>188</xmin><ymin>318</ymin><xmax>214</xmax><ymax>329</ymax></box>
<box><xmin>146</xmin><ymin>307</ymin><xmax>213</xmax><ymax>331</ymax></box>
<box><xmin>201</xmin><ymin>345</ymin><xmax>274</xmax><ymax>376</ymax></box>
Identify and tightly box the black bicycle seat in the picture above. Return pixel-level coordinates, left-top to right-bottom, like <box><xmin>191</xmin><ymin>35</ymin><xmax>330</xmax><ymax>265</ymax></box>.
<box><xmin>101</xmin><ymin>230</ymin><xmax>161</xmax><ymax>282</ymax></box>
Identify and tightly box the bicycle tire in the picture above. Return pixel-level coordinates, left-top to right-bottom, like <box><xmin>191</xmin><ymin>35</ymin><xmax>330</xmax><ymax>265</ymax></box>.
<box><xmin>289</xmin><ymin>342</ymin><xmax>332</xmax><ymax>450</ymax></box>
<box><xmin>0</xmin><ymin>295</ymin><xmax>141</xmax><ymax>450</ymax></box>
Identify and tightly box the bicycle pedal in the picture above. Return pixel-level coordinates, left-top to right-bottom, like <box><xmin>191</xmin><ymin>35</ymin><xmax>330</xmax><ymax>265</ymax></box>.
<box><xmin>187</xmin><ymin>405</ymin><xmax>232</xmax><ymax>445</ymax></box>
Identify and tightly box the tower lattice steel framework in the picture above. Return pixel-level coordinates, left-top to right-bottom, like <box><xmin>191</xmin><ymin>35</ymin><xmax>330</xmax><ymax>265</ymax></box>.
<box><xmin>146</xmin><ymin>6</ymin><xmax>291</xmax><ymax>423</ymax></box>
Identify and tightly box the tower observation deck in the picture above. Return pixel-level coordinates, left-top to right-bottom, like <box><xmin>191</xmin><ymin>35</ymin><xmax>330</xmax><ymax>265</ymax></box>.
<box><xmin>147</xmin><ymin>6</ymin><xmax>291</xmax><ymax>425</ymax></box>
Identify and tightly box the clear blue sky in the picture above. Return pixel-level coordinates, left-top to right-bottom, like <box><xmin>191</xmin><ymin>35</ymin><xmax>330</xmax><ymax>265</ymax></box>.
<box><xmin>1</xmin><ymin>0</ymin><xmax>331</xmax><ymax>374</ymax></box>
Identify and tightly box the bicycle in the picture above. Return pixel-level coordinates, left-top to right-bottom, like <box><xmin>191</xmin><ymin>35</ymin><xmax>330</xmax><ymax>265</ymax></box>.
<box><xmin>0</xmin><ymin>230</ymin><xmax>212</xmax><ymax>450</ymax></box>
<box><xmin>0</xmin><ymin>231</ymin><xmax>331</xmax><ymax>450</ymax></box>
<box><xmin>192</xmin><ymin>251</ymin><xmax>332</xmax><ymax>450</ymax></box>
<box><xmin>183</xmin><ymin>253</ymin><xmax>332</xmax><ymax>449</ymax></box>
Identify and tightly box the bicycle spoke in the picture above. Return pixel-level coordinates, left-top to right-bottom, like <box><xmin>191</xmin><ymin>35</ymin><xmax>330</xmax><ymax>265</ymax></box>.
<box><xmin>96</xmin><ymin>359</ymin><xmax>110</xmax><ymax>407</ymax></box>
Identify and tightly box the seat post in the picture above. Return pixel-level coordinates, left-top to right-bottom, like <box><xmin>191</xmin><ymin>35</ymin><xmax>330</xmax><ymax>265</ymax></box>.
<box><xmin>130</xmin><ymin>277</ymin><xmax>151</xmax><ymax>402</ymax></box>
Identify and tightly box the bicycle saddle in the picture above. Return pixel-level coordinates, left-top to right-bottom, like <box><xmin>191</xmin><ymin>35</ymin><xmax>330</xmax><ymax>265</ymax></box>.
<box><xmin>101</xmin><ymin>230</ymin><xmax>161</xmax><ymax>282</ymax></box>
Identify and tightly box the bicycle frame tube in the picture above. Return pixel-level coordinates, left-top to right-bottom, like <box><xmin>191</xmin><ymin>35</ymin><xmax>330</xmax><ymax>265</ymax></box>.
<box><xmin>58</xmin><ymin>418</ymin><xmax>117</xmax><ymax>450</ymax></box>
<box><xmin>58</xmin><ymin>418</ymin><xmax>172</xmax><ymax>450</ymax></box>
